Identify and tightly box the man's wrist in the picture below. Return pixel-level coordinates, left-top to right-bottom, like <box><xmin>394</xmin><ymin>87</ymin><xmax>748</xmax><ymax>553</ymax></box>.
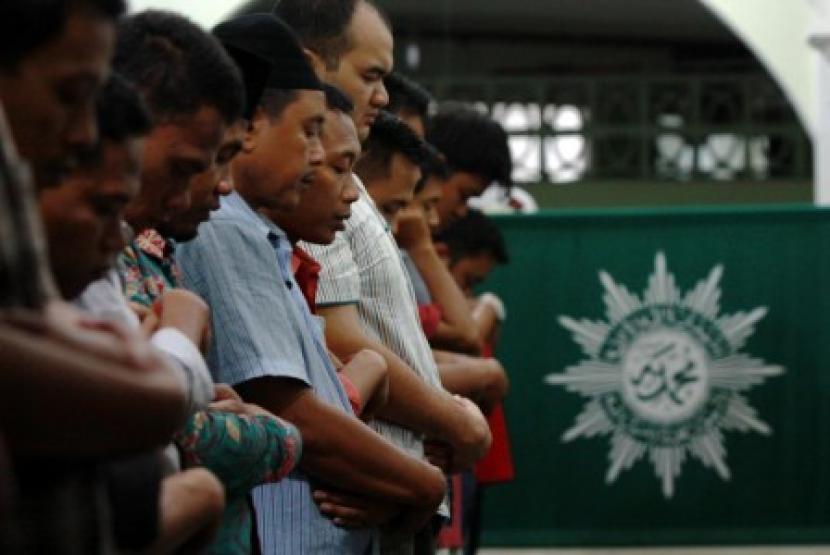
<box><xmin>406</xmin><ymin>242</ymin><xmax>439</xmax><ymax>262</ymax></box>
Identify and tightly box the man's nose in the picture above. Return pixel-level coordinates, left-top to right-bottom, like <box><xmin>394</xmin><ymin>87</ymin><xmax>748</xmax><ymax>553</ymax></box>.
<box><xmin>66</xmin><ymin>105</ymin><xmax>98</xmax><ymax>151</ymax></box>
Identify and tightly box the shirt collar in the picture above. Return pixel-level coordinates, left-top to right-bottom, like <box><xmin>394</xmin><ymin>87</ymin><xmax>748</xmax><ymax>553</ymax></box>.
<box><xmin>135</xmin><ymin>228</ymin><xmax>173</xmax><ymax>260</ymax></box>
<box><xmin>292</xmin><ymin>245</ymin><xmax>321</xmax><ymax>275</ymax></box>
<box><xmin>352</xmin><ymin>172</ymin><xmax>391</xmax><ymax>233</ymax></box>
<box><xmin>223</xmin><ymin>191</ymin><xmax>289</xmax><ymax>246</ymax></box>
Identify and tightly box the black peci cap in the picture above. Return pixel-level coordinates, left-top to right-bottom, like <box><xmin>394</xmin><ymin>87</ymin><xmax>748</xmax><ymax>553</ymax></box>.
<box><xmin>216</xmin><ymin>44</ymin><xmax>270</xmax><ymax>120</ymax></box>
<box><xmin>213</xmin><ymin>13</ymin><xmax>322</xmax><ymax>94</ymax></box>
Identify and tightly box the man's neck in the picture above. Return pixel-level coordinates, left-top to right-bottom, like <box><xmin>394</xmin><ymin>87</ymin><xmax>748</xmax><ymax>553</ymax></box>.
<box><xmin>234</xmin><ymin>184</ymin><xmax>261</xmax><ymax>212</ymax></box>
<box><xmin>268</xmin><ymin>214</ymin><xmax>298</xmax><ymax>246</ymax></box>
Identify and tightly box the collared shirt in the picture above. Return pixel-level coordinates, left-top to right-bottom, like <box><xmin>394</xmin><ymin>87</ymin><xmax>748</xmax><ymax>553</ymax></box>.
<box><xmin>116</xmin><ymin>231</ymin><xmax>215</xmax><ymax>415</ymax></box>
<box><xmin>300</xmin><ymin>177</ymin><xmax>445</xmax><ymax>461</ymax></box>
<box><xmin>400</xmin><ymin>250</ymin><xmax>444</xmax><ymax>338</ymax></box>
<box><xmin>400</xmin><ymin>250</ymin><xmax>432</xmax><ymax>306</ymax></box>
<box><xmin>291</xmin><ymin>246</ymin><xmax>363</xmax><ymax>414</ymax></box>
<box><xmin>292</xmin><ymin>246</ymin><xmax>321</xmax><ymax>315</ymax></box>
<box><xmin>177</xmin><ymin>191</ymin><xmax>374</xmax><ymax>554</ymax></box>
<box><xmin>121</xmin><ymin>229</ymin><xmax>183</xmax><ymax>307</ymax></box>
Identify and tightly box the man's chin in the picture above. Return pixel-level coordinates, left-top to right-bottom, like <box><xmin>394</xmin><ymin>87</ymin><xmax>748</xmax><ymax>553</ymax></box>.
<box><xmin>299</xmin><ymin>230</ymin><xmax>335</xmax><ymax>246</ymax></box>
<box><xmin>167</xmin><ymin>227</ymin><xmax>199</xmax><ymax>243</ymax></box>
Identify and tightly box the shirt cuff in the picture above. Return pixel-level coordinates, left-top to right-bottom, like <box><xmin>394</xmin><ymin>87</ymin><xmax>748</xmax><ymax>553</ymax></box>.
<box><xmin>151</xmin><ymin>328</ymin><xmax>214</xmax><ymax>413</ymax></box>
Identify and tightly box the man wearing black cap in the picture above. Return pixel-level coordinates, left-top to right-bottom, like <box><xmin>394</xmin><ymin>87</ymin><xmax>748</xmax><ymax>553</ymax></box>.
<box><xmin>178</xmin><ymin>14</ymin><xmax>446</xmax><ymax>554</ymax></box>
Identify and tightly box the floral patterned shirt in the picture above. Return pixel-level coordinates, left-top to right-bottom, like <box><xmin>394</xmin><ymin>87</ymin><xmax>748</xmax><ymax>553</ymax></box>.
<box><xmin>121</xmin><ymin>229</ymin><xmax>182</xmax><ymax>308</ymax></box>
<box><xmin>120</xmin><ymin>228</ymin><xmax>304</xmax><ymax>554</ymax></box>
<box><xmin>177</xmin><ymin>411</ymin><xmax>302</xmax><ymax>555</ymax></box>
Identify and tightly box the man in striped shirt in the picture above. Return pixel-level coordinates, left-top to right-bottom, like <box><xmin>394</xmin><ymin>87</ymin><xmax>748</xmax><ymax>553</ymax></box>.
<box><xmin>278</xmin><ymin>1</ymin><xmax>492</xmax><ymax>552</ymax></box>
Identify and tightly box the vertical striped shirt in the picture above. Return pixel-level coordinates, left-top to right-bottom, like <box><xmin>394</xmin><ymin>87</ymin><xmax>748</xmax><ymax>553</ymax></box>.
<box><xmin>301</xmin><ymin>177</ymin><xmax>445</xmax><ymax>460</ymax></box>
<box><xmin>177</xmin><ymin>192</ymin><xmax>375</xmax><ymax>554</ymax></box>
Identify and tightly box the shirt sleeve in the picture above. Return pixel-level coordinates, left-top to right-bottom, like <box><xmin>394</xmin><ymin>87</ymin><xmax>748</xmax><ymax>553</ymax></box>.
<box><xmin>151</xmin><ymin>328</ymin><xmax>214</xmax><ymax>413</ymax></box>
<box><xmin>301</xmin><ymin>230</ymin><xmax>360</xmax><ymax>307</ymax></box>
<box><xmin>177</xmin><ymin>219</ymin><xmax>311</xmax><ymax>388</ymax></box>
<box><xmin>119</xmin><ymin>245</ymin><xmax>151</xmax><ymax>308</ymax></box>
<box><xmin>176</xmin><ymin>410</ymin><xmax>302</xmax><ymax>497</ymax></box>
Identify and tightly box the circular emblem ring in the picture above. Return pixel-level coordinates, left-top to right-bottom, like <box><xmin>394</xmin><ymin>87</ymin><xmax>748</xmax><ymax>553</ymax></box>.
<box><xmin>621</xmin><ymin>329</ymin><xmax>709</xmax><ymax>424</ymax></box>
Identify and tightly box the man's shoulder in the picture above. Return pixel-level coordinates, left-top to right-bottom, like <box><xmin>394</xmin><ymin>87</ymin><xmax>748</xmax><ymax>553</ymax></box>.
<box><xmin>187</xmin><ymin>205</ymin><xmax>269</xmax><ymax>249</ymax></box>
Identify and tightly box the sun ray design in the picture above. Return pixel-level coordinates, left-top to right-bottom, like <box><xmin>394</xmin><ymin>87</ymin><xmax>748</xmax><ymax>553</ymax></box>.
<box><xmin>545</xmin><ymin>360</ymin><xmax>621</xmax><ymax>397</ymax></box>
<box><xmin>557</xmin><ymin>316</ymin><xmax>610</xmax><ymax>358</ymax></box>
<box><xmin>561</xmin><ymin>399</ymin><xmax>615</xmax><ymax>442</ymax></box>
<box><xmin>546</xmin><ymin>252</ymin><xmax>784</xmax><ymax>498</ymax></box>
<box><xmin>606</xmin><ymin>432</ymin><xmax>646</xmax><ymax>483</ymax></box>
<box><xmin>599</xmin><ymin>271</ymin><xmax>642</xmax><ymax>324</ymax></box>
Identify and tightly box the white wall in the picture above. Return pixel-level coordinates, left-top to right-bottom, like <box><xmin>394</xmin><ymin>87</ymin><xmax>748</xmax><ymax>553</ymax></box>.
<box><xmin>698</xmin><ymin>0</ymin><xmax>817</xmax><ymax>137</ymax></box>
<box><xmin>127</xmin><ymin>0</ymin><xmax>239</xmax><ymax>29</ymax></box>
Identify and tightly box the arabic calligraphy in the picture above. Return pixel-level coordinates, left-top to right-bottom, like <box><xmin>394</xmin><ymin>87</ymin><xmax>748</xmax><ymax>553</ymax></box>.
<box><xmin>622</xmin><ymin>330</ymin><xmax>708</xmax><ymax>424</ymax></box>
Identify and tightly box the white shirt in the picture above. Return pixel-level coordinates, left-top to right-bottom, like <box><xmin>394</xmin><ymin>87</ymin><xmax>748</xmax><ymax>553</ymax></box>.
<box><xmin>301</xmin><ymin>177</ymin><xmax>444</xmax><ymax>460</ymax></box>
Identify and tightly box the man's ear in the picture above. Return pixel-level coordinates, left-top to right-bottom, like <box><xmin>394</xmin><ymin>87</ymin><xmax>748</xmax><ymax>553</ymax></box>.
<box><xmin>243</xmin><ymin>107</ymin><xmax>268</xmax><ymax>154</ymax></box>
<box><xmin>303</xmin><ymin>47</ymin><xmax>327</xmax><ymax>79</ymax></box>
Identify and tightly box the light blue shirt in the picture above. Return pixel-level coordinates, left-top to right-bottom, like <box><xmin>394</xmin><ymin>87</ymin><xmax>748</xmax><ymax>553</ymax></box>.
<box><xmin>177</xmin><ymin>192</ymin><xmax>374</xmax><ymax>554</ymax></box>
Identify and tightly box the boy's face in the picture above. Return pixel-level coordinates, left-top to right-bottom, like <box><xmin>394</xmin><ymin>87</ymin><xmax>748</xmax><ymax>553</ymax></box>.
<box><xmin>450</xmin><ymin>252</ymin><xmax>497</xmax><ymax>296</ymax></box>
<box><xmin>324</xmin><ymin>2</ymin><xmax>393</xmax><ymax>142</ymax></box>
<box><xmin>275</xmin><ymin>109</ymin><xmax>361</xmax><ymax>245</ymax></box>
<box><xmin>436</xmin><ymin>171</ymin><xmax>489</xmax><ymax>233</ymax></box>
<box><xmin>239</xmin><ymin>90</ymin><xmax>325</xmax><ymax>212</ymax></box>
<box><xmin>365</xmin><ymin>153</ymin><xmax>422</xmax><ymax>234</ymax></box>
<box><xmin>0</xmin><ymin>10</ymin><xmax>115</xmax><ymax>188</ymax></box>
<box><xmin>415</xmin><ymin>177</ymin><xmax>443</xmax><ymax>233</ymax></box>
<box><xmin>125</xmin><ymin>105</ymin><xmax>226</xmax><ymax>233</ymax></box>
<box><xmin>161</xmin><ymin>119</ymin><xmax>245</xmax><ymax>242</ymax></box>
<box><xmin>39</xmin><ymin>138</ymin><xmax>143</xmax><ymax>299</ymax></box>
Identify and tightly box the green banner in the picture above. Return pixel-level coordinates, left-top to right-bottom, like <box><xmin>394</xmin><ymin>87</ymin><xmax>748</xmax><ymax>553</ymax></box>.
<box><xmin>481</xmin><ymin>205</ymin><xmax>830</xmax><ymax>547</ymax></box>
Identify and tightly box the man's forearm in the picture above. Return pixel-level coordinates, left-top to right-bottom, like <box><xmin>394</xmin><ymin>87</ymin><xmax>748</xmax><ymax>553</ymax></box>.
<box><xmin>0</xmin><ymin>324</ymin><xmax>187</xmax><ymax>457</ymax></box>
<box><xmin>437</xmin><ymin>354</ymin><xmax>509</xmax><ymax>414</ymax></box>
<box><xmin>326</xmin><ymin>331</ymin><xmax>485</xmax><ymax>455</ymax></box>
<box><xmin>407</xmin><ymin>244</ymin><xmax>480</xmax><ymax>353</ymax></box>
<box><xmin>235</xmin><ymin>378</ymin><xmax>445</xmax><ymax>510</ymax></box>
<box><xmin>318</xmin><ymin>305</ymin><xmax>491</xmax><ymax>468</ymax></box>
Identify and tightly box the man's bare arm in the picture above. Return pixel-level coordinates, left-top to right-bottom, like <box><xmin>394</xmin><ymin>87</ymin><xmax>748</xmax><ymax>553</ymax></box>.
<box><xmin>316</xmin><ymin>304</ymin><xmax>491</xmax><ymax>471</ymax></box>
<box><xmin>397</xmin><ymin>208</ymin><xmax>480</xmax><ymax>354</ymax></box>
<box><xmin>435</xmin><ymin>351</ymin><xmax>509</xmax><ymax>415</ymax></box>
<box><xmin>0</xmin><ymin>323</ymin><xmax>187</xmax><ymax>457</ymax></box>
<box><xmin>234</xmin><ymin>376</ymin><xmax>445</xmax><ymax>510</ymax></box>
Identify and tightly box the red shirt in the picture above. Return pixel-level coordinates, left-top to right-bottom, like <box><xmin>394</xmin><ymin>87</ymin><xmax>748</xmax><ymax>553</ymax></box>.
<box><xmin>291</xmin><ymin>246</ymin><xmax>321</xmax><ymax>314</ymax></box>
<box><xmin>291</xmin><ymin>245</ymin><xmax>362</xmax><ymax>414</ymax></box>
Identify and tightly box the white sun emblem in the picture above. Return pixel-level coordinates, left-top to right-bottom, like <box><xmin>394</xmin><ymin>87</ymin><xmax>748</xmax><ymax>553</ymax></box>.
<box><xmin>546</xmin><ymin>252</ymin><xmax>784</xmax><ymax>498</ymax></box>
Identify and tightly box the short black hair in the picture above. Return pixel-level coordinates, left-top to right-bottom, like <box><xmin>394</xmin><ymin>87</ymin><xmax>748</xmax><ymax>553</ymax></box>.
<box><xmin>114</xmin><ymin>10</ymin><xmax>244</xmax><ymax>125</ymax></box>
<box><xmin>438</xmin><ymin>209</ymin><xmax>509</xmax><ymax>266</ymax></box>
<box><xmin>97</xmin><ymin>74</ymin><xmax>153</xmax><ymax>143</ymax></box>
<box><xmin>0</xmin><ymin>0</ymin><xmax>126</xmax><ymax>69</ymax></box>
<box><xmin>414</xmin><ymin>144</ymin><xmax>449</xmax><ymax>194</ymax></box>
<box><xmin>385</xmin><ymin>72</ymin><xmax>432</xmax><ymax>119</ymax></box>
<box><xmin>258</xmin><ymin>89</ymin><xmax>299</xmax><ymax>120</ymax></box>
<box><xmin>76</xmin><ymin>74</ymin><xmax>152</xmax><ymax>168</ymax></box>
<box><xmin>356</xmin><ymin>111</ymin><xmax>432</xmax><ymax>184</ymax></box>
<box><xmin>274</xmin><ymin>0</ymin><xmax>358</xmax><ymax>70</ymax></box>
<box><xmin>322</xmin><ymin>83</ymin><xmax>354</xmax><ymax>114</ymax></box>
<box><xmin>427</xmin><ymin>106</ymin><xmax>513</xmax><ymax>188</ymax></box>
